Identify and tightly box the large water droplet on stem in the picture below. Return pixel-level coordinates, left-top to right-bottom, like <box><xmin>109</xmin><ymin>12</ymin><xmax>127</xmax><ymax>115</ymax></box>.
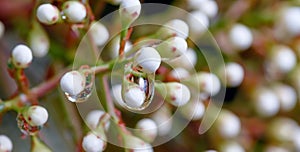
<box><xmin>64</xmin><ymin>65</ymin><xmax>95</xmax><ymax>102</ymax></box>
<box><xmin>121</xmin><ymin>63</ymin><xmax>155</xmax><ymax>110</ymax></box>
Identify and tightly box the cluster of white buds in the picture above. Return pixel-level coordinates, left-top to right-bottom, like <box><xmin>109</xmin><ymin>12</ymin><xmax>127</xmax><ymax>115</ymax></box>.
<box><xmin>0</xmin><ymin>135</ymin><xmax>13</xmax><ymax>152</ymax></box>
<box><xmin>267</xmin><ymin>117</ymin><xmax>298</xmax><ymax>143</ymax></box>
<box><xmin>29</xmin><ymin>22</ymin><xmax>50</xmax><ymax>58</ymax></box>
<box><xmin>135</xmin><ymin>118</ymin><xmax>158</xmax><ymax>143</ymax></box>
<box><xmin>191</xmin><ymin>72</ymin><xmax>221</xmax><ymax>97</ymax></box>
<box><xmin>119</xmin><ymin>0</ymin><xmax>141</xmax><ymax>28</ymax></box>
<box><xmin>62</xmin><ymin>1</ymin><xmax>87</xmax><ymax>23</ymax></box>
<box><xmin>60</xmin><ymin>70</ymin><xmax>86</xmax><ymax>98</ymax></box>
<box><xmin>253</xmin><ymin>87</ymin><xmax>280</xmax><ymax>117</ymax></box>
<box><xmin>264</xmin><ymin>45</ymin><xmax>296</xmax><ymax>77</ymax></box>
<box><xmin>155</xmin><ymin>19</ymin><xmax>189</xmax><ymax>39</ymax></box>
<box><xmin>156</xmin><ymin>37</ymin><xmax>188</xmax><ymax>60</ymax></box>
<box><xmin>11</xmin><ymin>44</ymin><xmax>33</xmax><ymax>68</ymax></box>
<box><xmin>168</xmin><ymin>48</ymin><xmax>197</xmax><ymax>69</ymax></box>
<box><xmin>156</xmin><ymin>82</ymin><xmax>191</xmax><ymax>107</ymax></box>
<box><xmin>0</xmin><ymin>20</ymin><xmax>4</xmax><ymax>38</ymax></box>
<box><xmin>219</xmin><ymin>141</ymin><xmax>245</xmax><ymax>152</ymax></box>
<box><xmin>223</xmin><ymin>62</ymin><xmax>244</xmax><ymax>87</ymax></box>
<box><xmin>133</xmin><ymin>47</ymin><xmax>161</xmax><ymax>73</ymax></box>
<box><xmin>85</xmin><ymin>110</ymin><xmax>110</xmax><ymax>131</ymax></box>
<box><xmin>215</xmin><ymin>110</ymin><xmax>241</xmax><ymax>138</ymax></box>
<box><xmin>229</xmin><ymin>24</ymin><xmax>253</xmax><ymax>51</ymax></box>
<box><xmin>187</xmin><ymin>10</ymin><xmax>209</xmax><ymax>35</ymax></box>
<box><xmin>123</xmin><ymin>135</ymin><xmax>153</xmax><ymax>152</ymax></box>
<box><xmin>180</xmin><ymin>99</ymin><xmax>205</xmax><ymax>120</ymax></box>
<box><xmin>272</xmin><ymin>83</ymin><xmax>297</xmax><ymax>112</ymax></box>
<box><xmin>89</xmin><ymin>21</ymin><xmax>110</xmax><ymax>46</ymax></box>
<box><xmin>24</xmin><ymin>105</ymin><xmax>49</xmax><ymax>126</ymax></box>
<box><xmin>276</xmin><ymin>6</ymin><xmax>300</xmax><ymax>39</ymax></box>
<box><xmin>36</xmin><ymin>4</ymin><xmax>60</xmax><ymax>25</ymax></box>
<box><xmin>82</xmin><ymin>132</ymin><xmax>106</xmax><ymax>152</ymax></box>
<box><xmin>151</xmin><ymin>105</ymin><xmax>172</xmax><ymax>136</ymax></box>
<box><xmin>188</xmin><ymin>0</ymin><xmax>218</xmax><ymax>18</ymax></box>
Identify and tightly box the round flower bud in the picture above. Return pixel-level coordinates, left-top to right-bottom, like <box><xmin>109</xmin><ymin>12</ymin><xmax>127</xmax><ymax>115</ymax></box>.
<box><xmin>156</xmin><ymin>37</ymin><xmax>188</xmax><ymax>60</ymax></box>
<box><xmin>187</xmin><ymin>10</ymin><xmax>209</xmax><ymax>35</ymax></box>
<box><xmin>26</xmin><ymin>105</ymin><xmax>49</xmax><ymax>126</ymax></box>
<box><xmin>165</xmin><ymin>82</ymin><xmax>191</xmax><ymax>107</ymax></box>
<box><xmin>267</xmin><ymin>117</ymin><xmax>298</xmax><ymax>142</ymax></box>
<box><xmin>180</xmin><ymin>100</ymin><xmax>205</xmax><ymax>120</ymax></box>
<box><xmin>193</xmin><ymin>72</ymin><xmax>221</xmax><ymax>96</ymax></box>
<box><xmin>219</xmin><ymin>141</ymin><xmax>245</xmax><ymax>152</ymax></box>
<box><xmin>62</xmin><ymin>1</ymin><xmax>87</xmax><ymax>23</ymax></box>
<box><xmin>280</xmin><ymin>7</ymin><xmax>300</xmax><ymax>37</ymax></box>
<box><xmin>133</xmin><ymin>47</ymin><xmax>161</xmax><ymax>73</ymax></box>
<box><xmin>123</xmin><ymin>86</ymin><xmax>145</xmax><ymax>108</ymax></box>
<box><xmin>123</xmin><ymin>135</ymin><xmax>153</xmax><ymax>152</ymax></box>
<box><xmin>0</xmin><ymin>135</ymin><xmax>13</xmax><ymax>152</ymax></box>
<box><xmin>151</xmin><ymin>106</ymin><xmax>172</xmax><ymax>136</ymax></box>
<box><xmin>82</xmin><ymin>133</ymin><xmax>106</xmax><ymax>152</ymax></box>
<box><xmin>254</xmin><ymin>88</ymin><xmax>280</xmax><ymax>117</ymax></box>
<box><xmin>272</xmin><ymin>84</ymin><xmax>297</xmax><ymax>112</ymax></box>
<box><xmin>29</xmin><ymin>22</ymin><xmax>49</xmax><ymax>58</ymax></box>
<box><xmin>119</xmin><ymin>0</ymin><xmax>141</xmax><ymax>28</ymax></box>
<box><xmin>168</xmin><ymin>48</ymin><xmax>197</xmax><ymax>69</ymax></box>
<box><xmin>156</xmin><ymin>19</ymin><xmax>189</xmax><ymax>39</ymax></box>
<box><xmin>170</xmin><ymin>68</ymin><xmax>190</xmax><ymax>80</ymax></box>
<box><xmin>229</xmin><ymin>24</ymin><xmax>253</xmax><ymax>51</ymax></box>
<box><xmin>224</xmin><ymin>62</ymin><xmax>244</xmax><ymax>87</ymax></box>
<box><xmin>265</xmin><ymin>45</ymin><xmax>296</xmax><ymax>74</ymax></box>
<box><xmin>0</xmin><ymin>20</ymin><xmax>5</xmax><ymax>38</ymax></box>
<box><xmin>196</xmin><ymin>0</ymin><xmax>218</xmax><ymax>18</ymax></box>
<box><xmin>135</xmin><ymin>118</ymin><xmax>158</xmax><ymax>143</ymax></box>
<box><xmin>36</xmin><ymin>4</ymin><xmax>60</xmax><ymax>25</ymax></box>
<box><xmin>11</xmin><ymin>44</ymin><xmax>33</xmax><ymax>68</ymax></box>
<box><xmin>60</xmin><ymin>71</ymin><xmax>86</xmax><ymax>97</ymax></box>
<box><xmin>85</xmin><ymin>110</ymin><xmax>110</xmax><ymax>130</ymax></box>
<box><xmin>90</xmin><ymin>22</ymin><xmax>109</xmax><ymax>46</ymax></box>
<box><xmin>215</xmin><ymin>110</ymin><xmax>241</xmax><ymax>138</ymax></box>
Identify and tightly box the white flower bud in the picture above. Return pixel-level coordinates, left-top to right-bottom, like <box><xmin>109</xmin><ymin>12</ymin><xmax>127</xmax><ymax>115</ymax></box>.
<box><xmin>156</xmin><ymin>19</ymin><xmax>189</xmax><ymax>39</ymax></box>
<box><xmin>166</xmin><ymin>82</ymin><xmax>191</xmax><ymax>107</ymax></box>
<box><xmin>151</xmin><ymin>106</ymin><xmax>172</xmax><ymax>136</ymax></box>
<box><xmin>156</xmin><ymin>37</ymin><xmax>188</xmax><ymax>60</ymax></box>
<box><xmin>82</xmin><ymin>133</ymin><xmax>106</xmax><ymax>152</ymax></box>
<box><xmin>169</xmin><ymin>68</ymin><xmax>190</xmax><ymax>80</ymax></box>
<box><xmin>215</xmin><ymin>110</ymin><xmax>241</xmax><ymax>138</ymax></box>
<box><xmin>265</xmin><ymin>45</ymin><xmax>296</xmax><ymax>75</ymax></box>
<box><xmin>26</xmin><ymin>105</ymin><xmax>49</xmax><ymax>126</ymax></box>
<box><xmin>0</xmin><ymin>135</ymin><xmax>13</xmax><ymax>152</ymax></box>
<box><xmin>187</xmin><ymin>10</ymin><xmax>209</xmax><ymax>35</ymax></box>
<box><xmin>124</xmin><ymin>86</ymin><xmax>145</xmax><ymax>108</ymax></box>
<box><xmin>11</xmin><ymin>44</ymin><xmax>33</xmax><ymax>68</ymax></box>
<box><xmin>85</xmin><ymin>110</ymin><xmax>110</xmax><ymax>130</ymax></box>
<box><xmin>267</xmin><ymin>117</ymin><xmax>298</xmax><ymax>142</ymax></box>
<box><xmin>124</xmin><ymin>135</ymin><xmax>153</xmax><ymax>152</ymax></box>
<box><xmin>36</xmin><ymin>4</ymin><xmax>60</xmax><ymax>25</ymax></box>
<box><xmin>254</xmin><ymin>88</ymin><xmax>280</xmax><ymax>117</ymax></box>
<box><xmin>0</xmin><ymin>21</ymin><xmax>4</xmax><ymax>38</ymax></box>
<box><xmin>272</xmin><ymin>84</ymin><xmax>297</xmax><ymax>112</ymax></box>
<box><xmin>60</xmin><ymin>71</ymin><xmax>86</xmax><ymax>97</ymax></box>
<box><xmin>224</xmin><ymin>62</ymin><xmax>244</xmax><ymax>87</ymax></box>
<box><xmin>192</xmin><ymin>72</ymin><xmax>221</xmax><ymax>96</ymax></box>
<box><xmin>111</xmin><ymin>84</ymin><xmax>126</xmax><ymax>107</ymax></box>
<box><xmin>168</xmin><ymin>48</ymin><xmax>197</xmax><ymax>69</ymax></box>
<box><xmin>229</xmin><ymin>24</ymin><xmax>253</xmax><ymax>51</ymax></box>
<box><xmin>135</xmin><ymin>118</ymin><xmax>158</xmax><ymax>143</ymax></box>
<box><xmin>108</xmin><ymin>36</ymin><xmax>132</xmax><ymax>59</ymax></box>
<box><xmin>191</xmin><ymin>0</ymin><xmax>218</xmax><ymax>18</ymax></box>
<box><xmin>279</xmin><ymin>7</ymin><xmax>300</xmax><ymax>37</ymax></box>
<box><xmin>219</xmin><ymin>141</ymin><xmax>245</xmax><ymax>152</ymax></box>
<box><xmin>133</xmin><ymin>47</ymin><xmax>161</xmax><ymax>73</ymax></box>
<box><xmin>29</xmin><ymin>22</ymin><xmax>49</xmax><ymax>58</ymax></box>
<box><xmin>90</xmin><ymin>22</ymin><xmax>109</xmax><ymax>46</ymax></box>
<box><xmin>62</xmin><ymin>1</ymin><xmax>87</xmax><ymax>23</ymax></box>
<box><xmin>180</xmin><ymin>100</ymin><xmax>205</xmax><ymax>120</ymax></box>
<box><xmin>119</xmin><ymin>0</ymin><xmax>141</xmax><ymax>28</ymax></box>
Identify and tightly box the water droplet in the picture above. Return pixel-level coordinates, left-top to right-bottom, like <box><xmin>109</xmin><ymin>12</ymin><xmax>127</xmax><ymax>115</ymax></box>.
<box><xmin>16</xmin><ymin>114</ymin><xmax>41</xmax><ymax>136</ymax></box>
<box><xmin>121</xmin><ymin>63</ymin><xmax>155</xmax><ymax>110</ymax></box>
<box><xmin>64</xmin><ymin>65</ymin><xmax>95</xmax><ymax>102</ymax></box>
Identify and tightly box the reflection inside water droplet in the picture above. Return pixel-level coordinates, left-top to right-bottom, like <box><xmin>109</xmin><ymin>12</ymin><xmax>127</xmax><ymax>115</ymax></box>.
<box><xmin>64</xmin><ymin>65</ymin><xmax>95</xmax><ymax>103</ymax></box>
<box><xmin>16</xmin><ymin>114</ymin><xmax>41</xmax><ymax>136</ymax></box>
<box><xmin>121</xmin><ymin>63</ymin><xmax>155</xmax><ymax>111</ymax></box>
